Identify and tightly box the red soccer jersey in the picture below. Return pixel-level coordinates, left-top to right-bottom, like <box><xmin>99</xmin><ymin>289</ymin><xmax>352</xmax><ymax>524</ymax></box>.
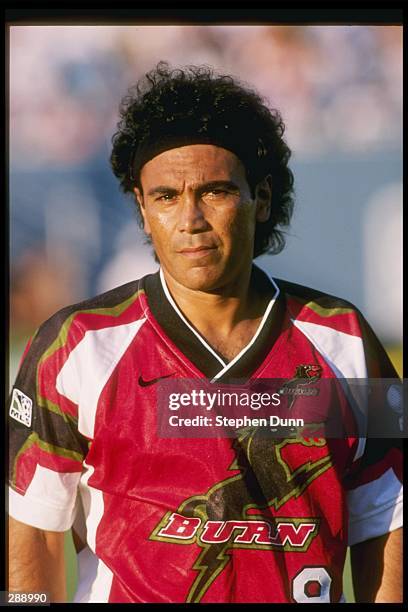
<box><xmin>8</xmin><ymin>266</ymin><xmax>403</xmax><ymax>603</ymax></box>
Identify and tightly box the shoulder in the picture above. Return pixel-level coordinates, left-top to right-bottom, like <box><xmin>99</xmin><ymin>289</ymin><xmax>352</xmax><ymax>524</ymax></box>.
<box><xmin>17</xmin><ymin>276</ymin><xmax>154</xmax><ymax>386</ymax></box>
<box><xmin>274</xmin><ymin>278</ymin><xmax>362</xmax><ymax>327</ymax></box>
<box><xmin>30</xmin><ymin>277</ymin><xmax>150</xmax><ymax>358</ymax></box>
<box><xmin>275</xmin><ymin>277</ymin><xmax>398</xmax><ymax>378</ymax></box>
<box><xmin>275</xmin><ymin>278</ymin><xmax>358</xmax><ymax>312</ymax></box>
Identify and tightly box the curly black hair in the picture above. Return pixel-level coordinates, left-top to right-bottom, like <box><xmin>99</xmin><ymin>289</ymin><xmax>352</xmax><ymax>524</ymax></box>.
<box><xmin>110</xmin><ymin>62</ymin><xmax>294</xmax><ymax>257</ymax></box>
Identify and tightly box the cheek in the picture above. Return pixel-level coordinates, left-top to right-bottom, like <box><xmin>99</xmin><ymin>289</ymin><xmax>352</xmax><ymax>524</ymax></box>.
<box><xmin>145</xmin><ymin>213</ymin><xmax>173</xmax><ymax>249</ymax></box>
<box><xmin>223</xmin><ymin>202</ymin><xmax>256</xmax><ymax>242</ymax></box>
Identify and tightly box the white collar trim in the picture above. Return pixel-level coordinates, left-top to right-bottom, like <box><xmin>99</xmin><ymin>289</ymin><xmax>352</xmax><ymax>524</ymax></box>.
<box><xmin>159</xmin><ymin>266</ymin><xmax>280</xmax><ymax>380</ymax></box>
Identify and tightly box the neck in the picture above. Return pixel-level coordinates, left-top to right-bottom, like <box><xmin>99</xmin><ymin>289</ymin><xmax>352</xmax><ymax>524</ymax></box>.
<box><xmin>162</xmin><ymin>265</ymin><xmax>255</xmax><ymax>331</ymax></box>
<box><xmin>160</xmin><ymin>265</ymin><xmax>274</xmax><ymax>362</ymax></box>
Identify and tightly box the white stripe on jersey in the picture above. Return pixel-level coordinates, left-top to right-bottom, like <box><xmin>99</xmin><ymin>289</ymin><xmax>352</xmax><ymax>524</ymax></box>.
<box><xmin>73</xmin><ymin>545</ymin><xmax>99</xmax><ymax>602</ymax></box>
<box><xmin>8</xmin><ymin>465</ymin><xmax>80</xmax><ymax>531</ymax></box>
<box><xmin>77</xmin><ymin>554</ymin><xmax>114</xmax><ymax>603</ymax></box>
<box><xmin>291</xmin><ymin>319</ymin><xmax>368</xmax><ymax>462</ymax></box>
<box><xmin>56</xmin><ymin>318</ymin><xmax>147</xmax><ymax>438</ymax></box>
<box><xmin>78</xmin><ymin>459</ymin><xmax>103</xmax><ymax>553</ymax></box>
<box><xmin>347</xmin><ymin>469</ymin><xmax>403</xmax><ymax>546</ymax></box>
<box><xmin>290</xmin><ymin>320</ymin><xmax>367</xmax><ymax>379</ymax></box>
<box><xmin>73</xmin><ymin>460</ymin><xmax>115</xmax><ymax>602</ymax></box>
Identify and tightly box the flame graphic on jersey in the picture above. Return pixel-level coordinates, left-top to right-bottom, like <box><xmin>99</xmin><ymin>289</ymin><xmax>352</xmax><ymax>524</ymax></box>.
<box><xmin>150</xmin><ymin>432</ymin><xmax>332</xmax><ymax>603</ymax></box>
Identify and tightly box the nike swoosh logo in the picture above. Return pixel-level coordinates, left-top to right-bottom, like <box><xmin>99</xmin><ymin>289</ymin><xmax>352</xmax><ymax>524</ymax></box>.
<box><xmin>138</xmin><ymin>373</ymin><xmax>175</xmax><ymax>387</ymax></box>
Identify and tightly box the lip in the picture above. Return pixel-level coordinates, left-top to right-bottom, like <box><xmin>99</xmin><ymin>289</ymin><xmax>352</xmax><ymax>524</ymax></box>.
<box><xmin>178</xmin><ymin>246</ymin><xmax>217</xmax><ymax>259</ymax></box>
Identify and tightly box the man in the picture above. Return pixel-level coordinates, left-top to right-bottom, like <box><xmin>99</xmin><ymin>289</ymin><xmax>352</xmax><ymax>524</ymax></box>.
<box><xmin>8</xmin><ymin>63</ymin><xmax>402</xmax><ymax>603</ymax></box>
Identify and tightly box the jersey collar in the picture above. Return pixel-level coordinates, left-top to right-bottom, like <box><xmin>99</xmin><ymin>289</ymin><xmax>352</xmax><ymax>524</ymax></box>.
<box><xmin>143</xmin><ymin>264</ymin><xmax>285</xmax><ymax>381</ymax></box>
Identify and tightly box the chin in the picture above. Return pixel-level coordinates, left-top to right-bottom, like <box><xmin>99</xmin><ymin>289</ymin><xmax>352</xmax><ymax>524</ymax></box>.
<box><xmin>177</xmin><ymin>265</ymin><xmax>225</xmax><ymax>292</ymax></box>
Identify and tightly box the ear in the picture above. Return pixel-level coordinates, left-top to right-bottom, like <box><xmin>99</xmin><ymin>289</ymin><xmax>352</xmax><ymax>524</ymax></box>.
<box><xmin>254</xmin><ymin>175</ymin><xmax>272</xmax><ymax>223</ymax></box>
<box><xmin>133</xmin><ymin>187</ymin><xmax>151</xmax><ymax>235</ymax></box>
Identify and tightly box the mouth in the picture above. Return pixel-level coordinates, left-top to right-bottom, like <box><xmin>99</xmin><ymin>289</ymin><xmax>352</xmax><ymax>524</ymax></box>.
<box><xmin>178</xmin><ymin>246</ymin><xmax>217</xmax><ymax>259</ymax></box>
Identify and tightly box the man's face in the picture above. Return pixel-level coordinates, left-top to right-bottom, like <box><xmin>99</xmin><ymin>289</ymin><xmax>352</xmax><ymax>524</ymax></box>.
<box><xmin>134</xmin><ymin>144</ymin><xmax>270</xmax><ymax>292</ymax></box>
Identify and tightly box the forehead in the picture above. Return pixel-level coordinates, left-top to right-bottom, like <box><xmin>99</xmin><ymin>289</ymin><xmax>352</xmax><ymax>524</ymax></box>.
<box><xmin>139</xmin><ymin>144</ymin><xmax>246</xmax><ymax>185</ymax></box>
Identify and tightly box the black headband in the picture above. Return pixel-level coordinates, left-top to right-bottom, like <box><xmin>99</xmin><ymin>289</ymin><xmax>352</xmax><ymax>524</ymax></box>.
<box><xmin>129</xmin><ymin>122</ymin><xmax>268</xmax><ymax>183</ymax></box>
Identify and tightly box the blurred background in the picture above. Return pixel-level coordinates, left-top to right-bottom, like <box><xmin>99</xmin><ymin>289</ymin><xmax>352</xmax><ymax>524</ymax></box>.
<box><xmin>8</xmin><ymin>24</ymin><xmax>402</xmax><ymax>601</ymax></box>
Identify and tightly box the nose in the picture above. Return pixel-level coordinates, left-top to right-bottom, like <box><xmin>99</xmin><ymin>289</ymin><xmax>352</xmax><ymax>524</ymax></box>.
<box><xmin>177</xmin><ymin>194</ymin><xmax>209</xmax><ymax>233</ymax></box>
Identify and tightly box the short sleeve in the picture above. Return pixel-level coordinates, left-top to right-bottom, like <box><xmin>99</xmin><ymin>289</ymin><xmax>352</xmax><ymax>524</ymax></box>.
<box><xmin>8</xmin><ymin>311</ymin><xmax>89</xmax><ymax>532</ymax></box>
<box><xmin>344</xmin><ymin>438</ymin><xmax>403</xmax><ymax>546</ymax></box>
<box><xmin>344</xmin><ymin>313</ymin><xmax>403</xmax><ymax>545</ymax></box>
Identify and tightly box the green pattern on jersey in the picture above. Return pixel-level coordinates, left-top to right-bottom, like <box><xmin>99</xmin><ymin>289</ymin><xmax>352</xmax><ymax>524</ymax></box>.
<box><xmin>36</xmin><ymin>289</ymin><xmax>144</xmax><ymax>417</ymax></box>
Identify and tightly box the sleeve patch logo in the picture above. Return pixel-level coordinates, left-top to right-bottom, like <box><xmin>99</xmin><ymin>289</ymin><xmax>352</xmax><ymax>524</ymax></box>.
<box><xmin>10</xmin><ymin>389</ymin><xmax>33</xmax><ymax>427</ymax></box>
<box><xmin>387</xmin><ymin>384</ymin><xmax>403</xmax><ymax>432</ymax></box>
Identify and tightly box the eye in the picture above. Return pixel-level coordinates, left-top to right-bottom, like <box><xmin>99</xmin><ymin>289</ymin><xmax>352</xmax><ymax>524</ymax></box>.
<box><xmin>156</xmin><ymin>193</ymin><xmax>176</xmax><ymax>202</ymax></box>
<box><xmin>204</xmin><ymin>189</ymin><xmax>227</xmax><ymax>198</ymax></box>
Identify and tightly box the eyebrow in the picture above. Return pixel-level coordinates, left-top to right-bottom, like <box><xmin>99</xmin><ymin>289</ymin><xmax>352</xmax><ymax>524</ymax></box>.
<box><xmin>147</xmin><ymin>180</ymin><xmax>240</xmax><ymax>197</ymax></box>
<box><xmin>147</xmin><ymin>186</ymin><xmax>178</xmax><ymax>197</ymax></box>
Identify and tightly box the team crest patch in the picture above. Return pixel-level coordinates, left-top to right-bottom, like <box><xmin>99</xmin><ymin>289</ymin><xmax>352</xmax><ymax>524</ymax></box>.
<box><xmin>10</xmin><ymin>389</ymin><xmax>32</xmax><ymax>427</ymax></box>
<box><xmin>293</xmin><ymin>364</ymin><xmax>323</xmax><ymax>380</ymax></box>
<box><xmin>278</xmin><ymin>364</ymin><xmax>322</xmax><ymax>411</ymax></box>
